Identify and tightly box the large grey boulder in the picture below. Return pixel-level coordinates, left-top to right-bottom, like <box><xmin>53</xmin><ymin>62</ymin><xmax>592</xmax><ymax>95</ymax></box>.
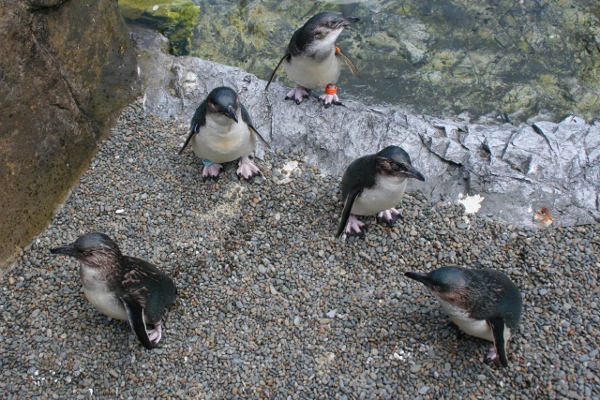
<box><xmin>0</xmin><ymin>0</ymin><xmax>141</xmax><ymax>269</ymax></box>
<box><xmin>132</xmin><ymin>27</ymin><xmax>599</xmax><ymax>228</ymax></box>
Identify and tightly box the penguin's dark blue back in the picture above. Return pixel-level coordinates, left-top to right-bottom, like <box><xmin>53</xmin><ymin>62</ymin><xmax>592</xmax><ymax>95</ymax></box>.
<box><xmin>340</xmin><ymin>154</ymin><xmax>377</xmax><ymax>200</ymax></box>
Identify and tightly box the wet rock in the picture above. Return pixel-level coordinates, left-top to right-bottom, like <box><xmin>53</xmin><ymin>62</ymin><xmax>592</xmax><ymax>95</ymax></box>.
<box><xmin>128</xmin><ymin>1</ymin><xmax>600</xmax><ymax>123</ymax></box>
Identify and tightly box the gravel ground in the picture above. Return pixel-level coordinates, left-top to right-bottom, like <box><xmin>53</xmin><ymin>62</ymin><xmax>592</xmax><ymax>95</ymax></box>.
<box><xmin>1</xmin><ymin>100</ymin><xmax>599</xmax><ymax>399</ymax></box>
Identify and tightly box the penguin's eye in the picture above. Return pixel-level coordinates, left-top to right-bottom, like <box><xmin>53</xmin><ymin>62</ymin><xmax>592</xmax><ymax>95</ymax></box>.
<box><xmin>314</xmin><ymin>28</ymin><xmax>326</xmax><ymax>38</ymax></box>
<box><xmin>391</xmin><ymin>163</ymin><xmax>400</xmax><ymax>171</ymax></box>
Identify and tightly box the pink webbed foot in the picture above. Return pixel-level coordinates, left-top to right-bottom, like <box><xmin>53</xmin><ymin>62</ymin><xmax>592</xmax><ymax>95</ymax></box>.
<box><xmin>147</xmin><ymin>323</ymin><xmax>162</xmax><ymax>346</ymax></box>
<box><xmin>202</xmin><ymin>162</ymin><xmax>223</xmax><ymax>180</ymax></box>
<box><xmin>344</xmin><ymin>215</ymin><xmax>367</xmax><ymax>237</ymax></box>
<box><xmin>484</xmin><ymin>346</ymin><xmax>500</xmax><ymax>365</ymax></box>
<box><xmin>285</xmin><ymin>85</ymin><xmax>311</xmax><ymax>104</ymax></box>
<box><xmin>376</xmin><ymin>208</ymin><xmax>401</xmax><ymax>227</ymax></box>
<box><xmin>319</xmin><ymin>84</ymin><xmax>342</xmax><ymax>108</ymax></box>
<box><xmin>236</xmin><ymin>156</ymin><xmax>261</xmax><ymax>181</ymax></box>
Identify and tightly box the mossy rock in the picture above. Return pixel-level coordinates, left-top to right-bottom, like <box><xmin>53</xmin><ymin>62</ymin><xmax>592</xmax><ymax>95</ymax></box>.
<box><xmin>119</xmin><ymin>0</ymin><xmax>200</xmax><ymax>55</ymax></box>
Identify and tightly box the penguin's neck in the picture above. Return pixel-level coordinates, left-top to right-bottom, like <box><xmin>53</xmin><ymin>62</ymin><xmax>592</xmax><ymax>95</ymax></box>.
<box><xmin>79</xmin><ymin>255</ymin><xmax>121</xmax><ymax>289</ymax></box>
<box><xmin>205</xmin><ymin>113</ymin><xmax>240</xmax><ymax>135</ymax></box>
<box><xmin>304</xmin><ymin>31</ymin><xmax>342</xmax><ymax>61</ymax></box>
<box><xmin>306</xmin><ymin>44</ymin><xmax>335</xmax><ymax>62</ymax></box>
<box><xmin>436</xmin><ymin>296</ymin><xmax>494</xmax><ymax>341</ymax></box>
<box><xmin>194</xmin><ymin>112</ymin><xmax>254</xmax><ymax>163</ymax></box>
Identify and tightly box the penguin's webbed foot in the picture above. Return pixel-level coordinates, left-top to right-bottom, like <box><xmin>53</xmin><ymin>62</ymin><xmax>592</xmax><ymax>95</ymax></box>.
<box><xmin>202</xmin><ymin>163</ymin><xmax>223</xmax><ymax>181</ymax></box>
<box><xmin>484</xmin><ymin>346</ymin><xmax>501</xmax><ymax>366</ymax></box>
<box><xmin>146</xmin><ymin>323</ymin><xmax>163</xmax><ymax>346</ymax></box>
<box><xmin>319</xmin><ymin>84</ymin><xmax>342</xmax><ymax>108</ymax></box>
<box><xmin>376</xmin><ymin>208</ymin><xmax>401</xmax><ymax>227</ymax></box>
<box><xmin>236</xmin><ymin>156</ymin><xmax>262</xmax><ymax>181</ymax></box>
<box><xmin>285</xmin><ymin>85</ymin><xmax>310</xmax><ymax>104</ymax></box>
<box><xmin>344</xmin><ymin>215</ymin><xmax>367</xmax><ymax>237</ymax></box>
<box><xmin>319</xmin><ymin>94</ymin><xmax>342</xmax><ymax>108</ymax></box>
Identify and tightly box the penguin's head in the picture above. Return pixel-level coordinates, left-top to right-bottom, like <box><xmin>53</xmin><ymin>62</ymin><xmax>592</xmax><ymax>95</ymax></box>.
<box><xmin>375</xmin><ymin>145</ymin><xmax>426</xmax><ymax>182</ymax></box>
<box><xmin>206</xmin><ymin>86</ymin><xmax>240</xmax><ymax>123</ymax></box>
<box><xmin>301</xmin><ymin>12</ymin><xmax>359</xmax><ymax>49</ymax></box>
<box><xmin>51</xmin><ymin>232</ymin><xmax>122</xmax><ymax>267</ymax></box>
<box><xmin>405</xmin><ymin>266</ymin><xmax>469</xmax><ymax>293</ymax></box>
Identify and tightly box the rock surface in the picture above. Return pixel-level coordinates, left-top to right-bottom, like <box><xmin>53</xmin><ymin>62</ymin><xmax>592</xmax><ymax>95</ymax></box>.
<box><xmin>169</xmin><ymin>0</ymin><xmax>600</xmax><ymax>123</ymax></box>
<box><xmin>0</xmin><ymin>100</ymin><xmax>598</xmax><ymax>399</ymax></box>
<box><xmin>131</xmin><ymin>27</ymin><xmax>600</xmax><ymax>229</ymax></box>
<box><xmin>0</xmin><ymin>0</ymin><xmax>141</xmax><ymax>269</ymax></box>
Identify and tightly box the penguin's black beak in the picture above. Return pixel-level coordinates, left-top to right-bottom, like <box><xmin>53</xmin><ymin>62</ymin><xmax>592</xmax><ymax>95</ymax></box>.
<box><xmin>340</xmin><ymin>16</ymin><xmax>359</xmax><ymax>27</ymax></box>
<box><xmin>404</xmin><ymin>272</ymin><xmax>431</xmax><ymax>286</ymax></box>
<box><xmin>404</xmin><ymin>167</ymin><xmax>426</xmax><ymax>182</ymax></box>
<box><xmin>50</xmin><ymin>245</ymin><xmax>75</xmax><ymax>256</ymax></box>
<box><xmin>226</xmin><ymin>105</ymin><xmax>238</xmax><ymax>123</ymax></box>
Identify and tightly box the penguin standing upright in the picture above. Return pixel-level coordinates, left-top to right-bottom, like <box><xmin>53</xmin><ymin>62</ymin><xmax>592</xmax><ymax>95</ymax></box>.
<box><xmin>405</xmin><ymin>266</ymin><xmax>522</xmax><ymax>367</ymax></box>
<box><xmin>179</xmin><ymin>86</ymin><xmax>270</xmax><ymax>180</ymax></box>
<box><xmin>265</xmin><ymin>12</ymin><xmax>360</xmax><ymax>107</ymax></box>
<box><xmin>336</xmin><ymin>145</ymin><xmax>425</xmax><ymax>237</ymax></box>
<box><xmin>50</xmin><ymin>233</ymin><xmax>177</xmax><ymax>349</ymax></box>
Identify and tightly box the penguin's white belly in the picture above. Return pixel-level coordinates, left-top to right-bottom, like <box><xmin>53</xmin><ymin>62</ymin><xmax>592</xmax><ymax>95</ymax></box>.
<box><xmin>192</xmin><ymin>118</ymin><xmax>255</xmax><ymax>163</ymax></box>
<box><xmin>351</xmin><ymin>177</ymin><xmax>408</xmax><ymax>216</ymax></box>
<box><xmin>437</xmin><ymin>298</ymin><xmax>494</xmax><ymax>341</ymax></box>
<box><xmin>83</xmin><ymin>287</ymin><xmax>128</xmax><ymax>321</ymax></box>
<box><xmin>284</xmin><ymin>54</ymin><xmax>341</xmax><ymax>89</ymax></box>
<box><xmin>80</xmin><ymin>266</ymin><xmax>127</xmax><ymax>321</ymax></box>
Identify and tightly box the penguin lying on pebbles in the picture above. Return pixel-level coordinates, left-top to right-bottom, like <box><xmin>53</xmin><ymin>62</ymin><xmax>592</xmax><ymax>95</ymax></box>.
<box><xmin>51</xmin><ymin>232</ymin><xmax>177</xmax><ymax>349</ymax></box>
<box><xmin>405</xmin><ymin>266</ymin><xmax>522</xmax><ymax>367</ymax></box>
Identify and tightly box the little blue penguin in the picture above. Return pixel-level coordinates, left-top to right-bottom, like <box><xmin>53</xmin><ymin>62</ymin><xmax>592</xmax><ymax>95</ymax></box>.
<box><xmin>336</xmin><ymin>145</ymin><xmax>425</xmax><ymax>237</ymax></box>
<box><xmin>265</xmin><ymin>12</ymin><xmax>360</xmax><ymax>107</ymax></box>
<box><xmin>405</xmin><ymin>266</ymin><xmax>522</xmax><ymax>367</ymax></box>
<box><xmin>50</xmin><ymin>233</ymin><xmax>177</xmax><ymax>349</ymax></box>
<box><xmin>179</xmin><ymin>86</ymin><xmax>271</xmax><ymax>180</ymax></box>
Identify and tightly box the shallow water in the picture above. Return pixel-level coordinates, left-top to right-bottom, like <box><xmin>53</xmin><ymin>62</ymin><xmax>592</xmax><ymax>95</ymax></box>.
<box><xmin>131</xmin><ymin>0</ymin><xmax>600</xmax><ymax>123</ymax></box>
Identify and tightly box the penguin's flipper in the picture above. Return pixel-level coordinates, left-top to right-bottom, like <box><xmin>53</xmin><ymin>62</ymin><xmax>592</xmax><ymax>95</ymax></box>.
<box><xmin>486</xmin><ymin>317</ymin><xmax>509</xmax><ymax>367</ymax></box>
<box><xmin>336</xmin><ymin>187</ymin><xmax>363</xmax><ymax>237</ymax></box>
<box><xmin>120</xmin><ymin>297</ymin><xmax>154</xmax><ymax>350</ymax></box>
<box><xmin>336</xmin><ymin>47</ymin><xmax>360</xmax><ymax>77</ymax></box>
<box><xmin>178</xmin><ymin>127</ymin><xmax>196</xmax><ymax>155</ymax></box>
<box><xmin>265</xmin><ymin>53</ymin><xmax>291</xmax><ymax>91</ymax></box>
<box><xmin>180</xmin><ymin>102</ymin><xmax>207</xmax><ymax>155</ymax></box>
<box><xmin>241</xmin><ymin>105</ymin><xmax>271</xmax><ymax>149</ymax></box>
<box><xmin>249</xmin><ymin>126</ymin><xmax>272</xmax><ymax>149</ymax></box>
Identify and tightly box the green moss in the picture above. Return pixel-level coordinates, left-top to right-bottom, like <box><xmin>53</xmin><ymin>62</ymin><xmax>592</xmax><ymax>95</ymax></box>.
<box><xmin>426</xmin><ymin>50</ymin><xmax>461</xmax><ymax>71</ymax></box>
<box><xmin>118</xmin><ymin>0</ymin><xmax>200</xmax><ymax>55</ymax></box>
<box><xmin>501</xmin><ymin>85</ymin><xmax>537</xmax><ymax>113</ymax></box>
